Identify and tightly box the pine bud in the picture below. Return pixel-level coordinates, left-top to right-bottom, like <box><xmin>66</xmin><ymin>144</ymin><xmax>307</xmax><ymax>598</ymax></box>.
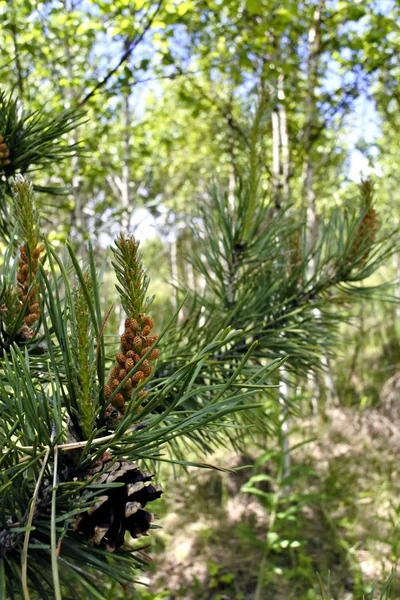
<box><xmin>131</xmin><ymin>371</ymin><xmax>144</xmax><ymax>383</ymax></box>
<box><xmin>24</xmin><ymin>313</ymin><xmax>39</xmax><ymax>326</ymax></box>
<box><xmin>142</xmin><ymin>364</ymin><xmax>152</xmax><ymax>377</ymax></box>
<box><xmin>149</xmin><ymin>348</ymin><xmax>160</xmax><ymax>360</ymax></box>
<box><xmin>133</xmin><ymin>336</ymin><xmax>142</xmax><ymax>350</ymax></box>
<box><xmin>123</xmin><ymin>379</ymin><xmax>132</xmax><ymax>391</ymax></box>
<box><xmin>146</xmin><ymin>334</ymin><xmax>159</xmax><ymax>347</ymax></box>
<box><xmin>125</xmin><ymin>358</ymin><xmax>134</xmax><ymax>371</ymax></box>
<box><xmin>125</xmin><ymin>318</ymin><xmax>139</xmax><ymax>331</ymax></box>
<box><xmin>104</xmin><ymin>384</ymin><xmax>112</xmax><ymax>399</ymax></box>
<box><xmin>116</xmin><ymin>353</ymin><xmax>126</xmax><ymax>365</ymax></box>
<box><xmin>0</xmin><ymin>138</ymin><xmax>10</xmax><ymax>167</ymax></box>
<box><xmin>110</xmin><ymin>366</ymin><xmax>120</xmax><ymax>379</ymax></box>
<box><xmin>349</xmin><ymin>207</ymin><xmax>378</xmax><ymax>266</ymax></box>
<box><xmin>143</xmin><ymin>316</ymin><xmax>155</xmax><ymax>330</ymax></box>
<box><xmin>32</xmin><ymin>244</ymin><xmax>45</xmax><ymax>259</ymax></box>
<box><xmin>113</xmin><ymin>393</ymin><xmax>125</xmax><ymax>408</ymax></box>
<box><xmin>141</xmin><ymin>325</ymin><xmax>151</xmax><ymax>336</ymax></box>
<box><xmin>125</xmin><ymin>329</ymin><xmax>135</xmax><ymax>341</ymax></box>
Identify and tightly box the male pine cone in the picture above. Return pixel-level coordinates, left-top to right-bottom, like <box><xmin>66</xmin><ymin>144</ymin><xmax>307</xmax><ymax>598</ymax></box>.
<box><xmin>73</xmin><ymin>234</ymin><xmax>163</xmax><ymax>552</ymax></box>
<box><xmin>350</xmin><ymin>206</ymin><xmax>378</xmax><ymax>266</ymax></box>
<box><xmin>17</xmin><ymin>242</ymin><xmax>45</xmax><ymax>337</ymax></box>
<box><xmin>0</xmin><ymin>135</ymin><xmax>10</xmax><ymax>168</ymax></box>
<box><xmin>104</xmin><ymin>314</ymin><xmax>160</xmax><ymax>414</ymax></box>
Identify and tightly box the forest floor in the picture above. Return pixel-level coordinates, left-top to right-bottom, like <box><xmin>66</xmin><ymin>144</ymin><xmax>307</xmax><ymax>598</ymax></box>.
<box><xmin>137</xmin><ymin>403</ymin><xmax>400</xmax><ymax>600</ymax></box>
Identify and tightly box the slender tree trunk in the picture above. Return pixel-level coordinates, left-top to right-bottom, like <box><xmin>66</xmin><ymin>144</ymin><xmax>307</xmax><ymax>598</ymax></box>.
<box><xmin>302</xmin><ymin>0</ymin><xmax>336</xmax><ymax>407</ymax></box>
<box><xmin>64</xmin><ymin>0</ymin><xmax>83</xmax><ymax>237</ymax></box>
<box><xmin>302</xmin><ymin>0</ymin><xmax>324</xmax><ymax>242</ymax></box>
<box><xmin>244</xmin><ymin>88</ymin><xmax>268</xmax><ymax>236</ymax></box>
<box><xmin>169</xmin><ymin>234</ymin><xmax>180</xmax><ymax>313</ymax></box>
<box><xmin>9</xmin><ymin>4</ymin><xmax>24</xmax><ymax>99</ymax></box>
<box><xmin>271</xmin><ymin>72</ymin><xmax>292</xmax><ymax>480</ymax></box>
<box><xmin>278</xmin><ymin>74</ymin><xmax>290</xmax><ymax>205</ymax></box>
<box><xmin>271</xmin><ymin>106</ymin><xmax>282</xmax><ymax>209</ymax></box>
<box><xmin>279</xmin><ymin>375</ymin><xmax>291</xmax><ymax>482</ymax></box>
<box><xmin>121</xmin><ymin>89</ymin><xmax>132</xmax><ymax>231</ymax></box>
<box><xmin>271</xmin><ymin>73</ymin><xmax>291</xmax><ymax>209</ymax></box>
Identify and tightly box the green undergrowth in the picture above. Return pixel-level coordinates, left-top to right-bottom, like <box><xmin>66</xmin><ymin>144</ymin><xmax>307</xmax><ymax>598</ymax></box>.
<box><xmin>134</xmin><ymin>403</ymin><xmax>399</xmax><ymax>600</ymax></box>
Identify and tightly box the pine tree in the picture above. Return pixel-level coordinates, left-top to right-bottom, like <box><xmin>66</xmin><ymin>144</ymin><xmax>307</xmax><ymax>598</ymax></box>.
<box><xmin>0</xmin><ymin>92</ymin><xmax>278</xmax><ymax>599</ymax></box>
<box><xmin>156</xmin><ymin>179</ymin><xmax>393</xmax><ymax>441</ymax></box>
<box><xmin>0</xmin><ymin>88</ymin><xmax>395</xmax><ymax>600</ymax></box>
<box><xmin>0</xmin><ymin>89</ymin><xmax>84</xmax><ymax>239</ymax></box>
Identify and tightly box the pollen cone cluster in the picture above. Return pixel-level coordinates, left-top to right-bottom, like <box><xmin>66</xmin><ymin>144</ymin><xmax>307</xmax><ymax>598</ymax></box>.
<box><xmin>104</xmin><ymin>314</ymin><xmax>160</xmax><ymax>413</ymax></box>
<box><xmin>350</xmin><ymin>207</ymin><xmax>378</xmax><ymax>265</ymax></box>
<box><xmin>16</xmin><ymin>242</ymin><xmax>45</xmax><ymax>338</ymax></box>
<box><xmin>0</xmin><ymin>136</ymin><xmax>10</xmax><ymax>169</ymax></box>
<box><xmin>73</xmin><ymin>454</ymin><xmax>163</xmax><ymax>551</ymax></box>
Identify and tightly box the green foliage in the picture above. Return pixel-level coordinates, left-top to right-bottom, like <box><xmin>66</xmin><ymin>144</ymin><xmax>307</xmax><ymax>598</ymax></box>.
<box><xmin>0</xmin><ymin>1</ymin><xmax>399</xmax><ymax>597</ymax></box>
<box><xmin>0</xmin><ymin>90</ymin><xmax>84</xmax><ymax>180</ymax></box>
<box><xmin>155</xmin><ymin>181</ymin><xmax>394</xmax><ymax>447</ymax></box>
<box><xmin>112</xmin><ymin>234</ymin><xmax>153</xmax><ymax>318</ymax></box>
<box><xmin>11</xmin><ymin>176</ymin><xmax>40</xmax><ymax>251</ymax></box>
<box><xmin>0</xmin><ymin>178</ymin><xmax>281</xmax><ymax>599</ymax></box>
<box><xmin>0</xmin><ymin>88</ymin><xmax>84</xmax><ymax>240</ymax></box>
<box><xmin>71</xmin><ymin>270</ymin><xmax>98</xmax><ymax>439</ymax></box>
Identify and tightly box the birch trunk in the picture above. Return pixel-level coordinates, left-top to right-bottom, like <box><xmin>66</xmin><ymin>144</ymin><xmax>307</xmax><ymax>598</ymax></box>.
<box><xmin>64</xmin><ymin>0</ymin><xmax>83</xmax><ymax>238</ymax></box>
<box><xmin>271</xmin><ymin>72</ymin><xmax>292</xmax><ymax>480</ymax></box>
<box><xmin>302</xmin><ymin>0</ymin><xmax>324</xmax><ymax>242</ymax></box>
<box><xmin>302</xmin><ymin>0</ymin><xmax>336</xmax><ymax>406</ymax></box>
<box><xmin>121</xmin><ymin>83</ymin><xmax>132</xmax><ymax>231</ymax></box>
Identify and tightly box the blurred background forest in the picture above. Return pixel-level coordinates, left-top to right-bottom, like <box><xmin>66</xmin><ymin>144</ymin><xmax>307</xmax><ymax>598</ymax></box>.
<box><xmin>1</xmin><ymin>0</ymin><xmax>400</xmax><ymax>598</ymax></box>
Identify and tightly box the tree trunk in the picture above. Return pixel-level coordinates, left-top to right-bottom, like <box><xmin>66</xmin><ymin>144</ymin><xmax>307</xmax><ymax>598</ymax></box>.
<box><xmin>64</xmin><ymin>0</ymin><xmax>83</xmax><ymax>238</ymax></box>
<box><xmin>302</xmin><ymin>0</ymin><xmax>336</xmax><ymax>408</ymax></box>
<box><xmin>9</xmin><ymin>4</ymin><xmax>24</xmax><ymax>99</ymax></box>
<box><xmin>302</xmin><ymin>0</ymin><xmax>324</xmax><ymax>242</ymax></box>
<box><xmin>121</xmin><ymin>89</ymin><xmax>132</xmax><ymax>231</ymax></box>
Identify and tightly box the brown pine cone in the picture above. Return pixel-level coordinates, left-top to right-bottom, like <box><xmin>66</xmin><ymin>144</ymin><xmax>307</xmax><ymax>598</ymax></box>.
<box><xmin>72</xmin><ymin>457</ymin><xmax>163</xmax><ymax>552</ymax></box>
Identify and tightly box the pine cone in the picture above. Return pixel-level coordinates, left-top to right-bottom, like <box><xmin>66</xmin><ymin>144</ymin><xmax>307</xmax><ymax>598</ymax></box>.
<box><xmin>350</xmin><ymin>207</ymin><xmax>378</xmax><ymax>266</ymax></box>
<box><xmin>104</xmin><ymin>311</ymin><xmax>159</xmax><ymax>418</ymax></box>
<box><xmin>73</xmin><ymin>455</ymin><xmax>163</xmax><ymax>552</ymax></box>
<box><xmin>0</xmin><ymin>136</ymin><xmax>11</xmax><ymax>169</ymax></box>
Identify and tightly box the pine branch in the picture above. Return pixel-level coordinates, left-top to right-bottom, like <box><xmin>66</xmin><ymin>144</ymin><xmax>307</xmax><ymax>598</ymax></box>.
<box><xmin>11</xmin><ymin>175</ymin><xmax>40</xmax><ymax>250</ymax></box>
<box><xmin>112</xmin><ymin>234</ymin><xmax>153</xmax><ymax>318</ymax></box>
<box><xmin>0</xmin><ymin>223</ymin><xmax>272</xmax><ymax>597</ymax></box>
<box><xmin>0</xmin><ymin>89</ymin><xmax>85</xmax><ymax>178</ymax></box>
<box><xmin>71</xmin><ymin>270</ymin><xmax>98</xmax><ymax>439</ymax></box>
<box><xmin>155</xmin><ymin>180</ymin><xmax>395</xmax><ymax>401</ymax></box>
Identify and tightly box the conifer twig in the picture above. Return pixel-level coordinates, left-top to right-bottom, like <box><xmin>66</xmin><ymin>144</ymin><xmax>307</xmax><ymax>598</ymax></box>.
<box><xmin>16</xmin><ymin>423</ymin><xmax>147</xmax><ymax>462</ymax></box>
<box><xmin>21</xmin><ymin>444</ymin><xmax>52</xmax><ymax>600</ymax></box>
